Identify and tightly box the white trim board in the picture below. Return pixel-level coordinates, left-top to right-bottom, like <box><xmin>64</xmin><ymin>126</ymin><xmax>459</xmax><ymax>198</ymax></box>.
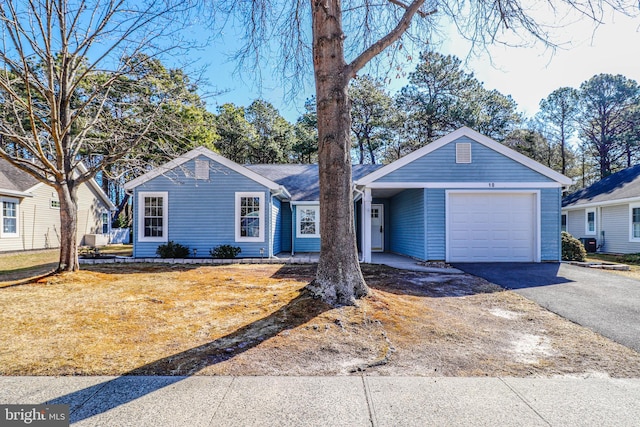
<box><xmin>355</xmin><ymin>127</ymin><xmax>573</xmax><ymax>187</ymax></box>
<box><xmin>562</xmin><ymin>196</ymin><xmax>640</xmax><ymax>211</ymax></box>
<box><xmin>363</xmin><ymin>181</ymin><xmax>563</xmax><ymax>189</ymax></box>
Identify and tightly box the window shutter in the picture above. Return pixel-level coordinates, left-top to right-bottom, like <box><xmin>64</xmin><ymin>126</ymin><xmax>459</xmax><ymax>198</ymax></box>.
<box><xmin>456</xmin><ymin>143</ymin><xmax>472</xmax><ymax>163</ymax></box>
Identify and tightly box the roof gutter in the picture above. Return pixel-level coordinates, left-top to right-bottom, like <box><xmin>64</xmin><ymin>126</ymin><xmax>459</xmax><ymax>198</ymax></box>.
<box><xmin>0</xmin><ymin>189</ymin><xmax>33</xmax><ymax>198</ymax></box>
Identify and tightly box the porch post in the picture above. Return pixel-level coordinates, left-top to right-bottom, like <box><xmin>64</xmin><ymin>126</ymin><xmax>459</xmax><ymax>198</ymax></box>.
<box><xmin>363</xmin><ymin>187</ymin><xmax>372</xmax><ymax>263</ymax></box>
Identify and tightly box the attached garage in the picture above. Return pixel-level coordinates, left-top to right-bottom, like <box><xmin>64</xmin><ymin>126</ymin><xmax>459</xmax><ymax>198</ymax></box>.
<box><xmin>354</xmin><ymin>127</ymin><xmax>572</xmax><ymax>263</ymax></box>
<box><xmin>447</xmin><ymin>191</ymin><xmax>538</xmax><ymax>262</ymax></box>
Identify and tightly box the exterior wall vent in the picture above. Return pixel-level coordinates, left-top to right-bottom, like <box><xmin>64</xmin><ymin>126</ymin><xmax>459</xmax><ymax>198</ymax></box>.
<box><xmin>195</xmin><ymin>159</ymin><xmax>209</xmax><ymax>180</ymax></box>
<box><xmin>456</xmin><ymin>143</ymin><xmax>472</xmax><ymax>164</ymax></box>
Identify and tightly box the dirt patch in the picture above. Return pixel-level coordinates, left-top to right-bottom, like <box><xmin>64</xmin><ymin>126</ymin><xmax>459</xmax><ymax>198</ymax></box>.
<box><xmin>1</xmin><ymin>263</ymin><xmax>639</xmax><ymax>377</ymax></box>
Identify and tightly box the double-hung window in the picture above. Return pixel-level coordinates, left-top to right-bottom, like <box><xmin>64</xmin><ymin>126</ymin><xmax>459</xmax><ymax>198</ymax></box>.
<box><xmin>235</xmin><ymin>192</ymin><xmax>264</xmax><ymax>242</ymax></box>
<box><xmin>585</xmin><ymin>208</ymin><xmax>596</xmax><ymax>235</ymax></box>
<box><xmin>138</xmin><ymin>192</ymin><xmax>168</xmax><ymax>242</ymax></box>
<box><xmin>296</xmin><ymin>205</ymin><xmax>320</xmax><ymax>238</ymax></box>
<box><xmin>631</xmin><ymin>204</ymin><xmax>640</xmax><ymax>242</ymax></box>
<box><xmin>561</xmin><ymin>214</ymin><xmax>567</xmax><ymax>232</ymax></box>
<box><xmin>1</xmin><ymin>198</ymin><xmax>18</xmax><ymax>237</ymax></box>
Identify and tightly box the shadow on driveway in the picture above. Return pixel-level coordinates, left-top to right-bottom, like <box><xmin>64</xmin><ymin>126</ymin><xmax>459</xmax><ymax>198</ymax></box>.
<box><xmin>451</xmin><ymin>262</ymin><xmax>574</xmax><ymax>290</ymax></box>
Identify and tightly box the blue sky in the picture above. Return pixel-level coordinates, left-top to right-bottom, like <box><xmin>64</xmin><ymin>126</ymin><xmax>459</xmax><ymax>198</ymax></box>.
<box><xmin>196</xmin><ymin>9</ymin><xmax>640</xmax><ymax>123</ymax></box>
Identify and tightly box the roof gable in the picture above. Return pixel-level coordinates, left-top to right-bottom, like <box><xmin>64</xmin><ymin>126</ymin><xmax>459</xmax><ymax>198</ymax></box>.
<box><xmin>356</xmin><ymin>127</ymin><xmax>573</xmax><ymax>186</ymax></box>
<box><xmin>563</xmin><ymin>164</ymin><xmax>640</xmax><ymax>208</ymax></box>
<box><xmin>124</xmin><ymin>147</ymin><xmax>284</xmax><ymax>193</ymax></box>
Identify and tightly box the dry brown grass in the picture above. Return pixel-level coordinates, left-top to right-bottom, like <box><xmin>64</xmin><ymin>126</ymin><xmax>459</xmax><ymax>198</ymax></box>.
<box><xmin>1</xmin><ymin>263</ymin><xmax>639</xmax><ymax>377</ymax></box>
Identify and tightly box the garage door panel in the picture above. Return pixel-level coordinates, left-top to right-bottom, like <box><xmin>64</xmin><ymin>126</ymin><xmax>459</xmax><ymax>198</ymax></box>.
<box><xmin>448</xmin><ymin>193</ymin><xmax>536</xmax><ymax>262</ymax></box>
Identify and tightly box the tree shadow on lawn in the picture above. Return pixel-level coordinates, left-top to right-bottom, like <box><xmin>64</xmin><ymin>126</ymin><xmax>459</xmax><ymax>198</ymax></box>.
<box><xmin>362</xmin><ymin>264</ymin><xmax>504</xmax><ymax>298</ymax></box>
<box><xmin>44</xmin><ymin>287</ymin><xmax>332</xmax><ymax>423</ymax></box>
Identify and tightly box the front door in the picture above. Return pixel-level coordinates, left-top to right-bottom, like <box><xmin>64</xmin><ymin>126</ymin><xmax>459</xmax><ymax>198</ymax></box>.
<box><xmin>371</xmin><ymin>204</ymin><xmax>384</xmax><ymax>252</ymax></box>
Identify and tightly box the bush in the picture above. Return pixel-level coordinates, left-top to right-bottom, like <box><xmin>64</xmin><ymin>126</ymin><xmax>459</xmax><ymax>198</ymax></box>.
<box><xmin>623</xmin><ymin>253</ymin><xmax>640</xmax><ymax>265</ymax></box>
<box><xmin>156</xmin><ymin>241</ymin><xmax>190</xmax><ymax>258</ymax></box>
<box><xmin>561</xmin><ymin>231</ymin><xmax>586</xmax><ymax>262</ymax></box>
<box><xmin>210</xmin><ymin>244</ymin><xmax>241</xmax><ymax>259</ymax></box>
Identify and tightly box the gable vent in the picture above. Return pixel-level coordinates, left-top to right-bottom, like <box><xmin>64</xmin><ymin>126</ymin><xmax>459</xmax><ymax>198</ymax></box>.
<box><xmin>456</xmin><ymin>143</ymin><xmax>472</xmax><ymax>164</ymax></box>
<box><xmin>195</xmin><ymin>159</ymin><xmax>209</xmax><ymax>180</ymax></box>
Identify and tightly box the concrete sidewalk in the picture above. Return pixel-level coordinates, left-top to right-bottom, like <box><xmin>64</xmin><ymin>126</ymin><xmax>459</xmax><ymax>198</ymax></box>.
<box><xmin>2</xmin><ymin>376</ymin><xmax>640</xmax><ymax>426</ymax></box>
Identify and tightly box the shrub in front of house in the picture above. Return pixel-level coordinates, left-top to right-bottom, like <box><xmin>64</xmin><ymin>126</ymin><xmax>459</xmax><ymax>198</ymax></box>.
<box><xmin>156</xmin><ymin>241</ymin><xmax>190</xmax><ymax>258</ymax></box>
<box><xmin>210</xmin><ymin>244</ymin><xmax>242</xmax><ymax>259</ymax></box>
<box><xmin>561</xmin><ymin>231</ymin><xmax>586</xmax><ymax>262</ymax></box>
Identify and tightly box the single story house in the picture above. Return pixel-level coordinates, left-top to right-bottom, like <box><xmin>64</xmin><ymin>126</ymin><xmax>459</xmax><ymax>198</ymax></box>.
<box><xmin>0</xmin><ymin>158</ymin><xmax>115</xmax><ymax>252</ymax></box>
<box><xmin>124</xmin><ymin>127</ymin><xmax>572</xmax><ymax>262</ymax></box>
<box><xmin>562</xmin><ymin>164</ymin><xmax>640</xmax><ymax>254</ymax></box>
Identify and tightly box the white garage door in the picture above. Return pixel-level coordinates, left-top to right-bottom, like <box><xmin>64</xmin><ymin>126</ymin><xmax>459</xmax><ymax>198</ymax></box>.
<box><xmin>447</xmin><ymin>192</ymin><xmax>536</xmax><ymax>262</ymax></box>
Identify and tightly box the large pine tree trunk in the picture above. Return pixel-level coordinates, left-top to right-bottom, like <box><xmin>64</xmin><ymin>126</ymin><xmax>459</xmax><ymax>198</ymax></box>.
<box><xmin>308</xmin><ymin>0</ymin><xmax>369</xmax><ymax>306</ymax></box>
<box><xmin>57</xmin><ymin>182</ymin><xmax>80</xmax><ymax>272</ymax></box>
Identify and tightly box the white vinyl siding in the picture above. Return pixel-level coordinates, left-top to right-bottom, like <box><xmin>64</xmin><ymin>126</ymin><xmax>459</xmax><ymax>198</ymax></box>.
<box><xmin>296</xmin><ymin>205</ymin><xmax>320</xmax><ymax>238</ymax></box>
<box><xmin>1</xmin><ymin>198</ymin><xmax>19</xmax><ymax>237</ymax></box>
<box><xmin>235</xmin><ymin>192</ymin><xmax>265</xmax><ymax>242</ymax></box>
<box><xmin>138</xmin><ymin>192</ymin><xmax>168</xmax><ymax>243</ymax></box>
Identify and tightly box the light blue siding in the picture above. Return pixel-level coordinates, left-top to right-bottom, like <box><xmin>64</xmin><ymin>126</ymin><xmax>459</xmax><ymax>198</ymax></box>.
<box><xmin>389</xmin><ymin>189</ymin><xmax>425</xmax><ymax>259</ymax></box>
<box><xmin>541</xmin><ymin>188</ymin><xmax>561</xmax><ymax>261</ymax></box>
<box><xmin>133</xmin><ymin>156</ymin><xmax>272</xmax><ymax>258</ymax></box>
<box><xmin>425</xmin><ymin>189</ymin><xmax>445</xmax><ymax>260</ymax></box>
<box><xmin>378</xmin><ymin>137</ymin><xmax>555</xmax><ymax>183</ymax></box>
<box><xmin>291</xmin><ymin>204</ymin><xmax>321</xmax><ymax>252</ymax></box>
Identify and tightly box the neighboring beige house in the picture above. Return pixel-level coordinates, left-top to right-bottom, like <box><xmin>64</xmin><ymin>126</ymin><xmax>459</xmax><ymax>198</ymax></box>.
<box><xmin>0</xmin><ymin>158</ymin><xmax>115</xmax><ymax>252</ymax></box>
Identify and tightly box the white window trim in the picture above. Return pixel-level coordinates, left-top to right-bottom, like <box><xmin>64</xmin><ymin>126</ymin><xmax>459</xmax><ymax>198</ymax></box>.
<box><xmin>296</xmin><ymin>205</ymin><xmax>320</xmax><ymax>238</ymax></box>
<box><xmin>138</xmin><ymin>191</ymin><xmax>168</xmax><ymax>243</ymax></box>
<box><xmin>101</xmin><ymin>210</ymin><xmax>110</xmax><ymax>235</ymax></box>
<box><xmin>585</xmin><ymin>208</ymin><xmax>596</xmax><ymax>236</ymax></box>
<box><xmin>1</xmin><ymin>197</ymin><xmax>19</xmax><ymax>238</ymax></box>
<box><xmin>630</xmin><ymin>203</ymin><xmax>640</xmax><ymax>242</ymax></box>
<box><xmin>235</xmin><ymin>192</ymin><xmax>265</xmax><ymax>242</ymax></box>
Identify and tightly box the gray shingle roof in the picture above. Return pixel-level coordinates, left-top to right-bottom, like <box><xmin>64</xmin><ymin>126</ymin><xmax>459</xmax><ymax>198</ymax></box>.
<box><xmin>562</xmin><ymin>164</ymin><xmax>640</xmax><ymax>208</ymax></box>
<box><xmin>246</xmin><ymin>164</ymin><xmax>383</xmax><ymax>201</ymax></box>
<box><xmin>0</xmin><ymin>158</ymin><xmax>40</xmax><ymax>194</ymax></box>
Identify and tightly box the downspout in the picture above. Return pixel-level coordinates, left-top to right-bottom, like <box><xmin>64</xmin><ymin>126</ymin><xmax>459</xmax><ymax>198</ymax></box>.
<box><xmin>353</xmin><ymin>185</ymin><xmax>365</xmax><ymax>262</ymax></box>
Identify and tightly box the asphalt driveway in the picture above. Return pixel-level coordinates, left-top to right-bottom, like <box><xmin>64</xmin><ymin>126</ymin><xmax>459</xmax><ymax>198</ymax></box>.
<box><xmin>452</xmin><ymin>263</ymin><xmax>640</xmax><ymax>353</ymax></box>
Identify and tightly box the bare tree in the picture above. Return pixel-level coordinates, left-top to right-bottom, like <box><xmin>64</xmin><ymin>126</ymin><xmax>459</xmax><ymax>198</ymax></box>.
<box><xmin>218</xmin><ymin>1</ymin><xmax>636</xmax><ymax>305</ymax></box>
<box><xmin>0</xmin><ymin>0</ymin><xmax>195</xmax><ymax>271</ymax></box>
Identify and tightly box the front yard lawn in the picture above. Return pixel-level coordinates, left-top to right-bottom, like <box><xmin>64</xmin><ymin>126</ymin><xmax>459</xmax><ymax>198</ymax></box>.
<box><xmin>2</xmin><ymin>263</ymin><xmax>639</xmax><ymax>377</ymax></box>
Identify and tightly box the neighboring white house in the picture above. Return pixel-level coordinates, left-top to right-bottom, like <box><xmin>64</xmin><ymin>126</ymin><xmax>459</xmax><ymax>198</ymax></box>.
<box><xmin>0</xmin><ymin>158</ymin><xmax>115</xmax><ymax>252</ymax></box>
<box><xmin>562</xmin><ymin>164</ymin><xmax>640</xmax><ymax>254</ymax></box>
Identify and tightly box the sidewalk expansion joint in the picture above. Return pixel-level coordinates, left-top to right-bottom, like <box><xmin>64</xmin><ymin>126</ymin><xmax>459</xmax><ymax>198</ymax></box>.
<box><xmin>361</xmin><ymin>375</ymin><xmax>377</xmax><ymax>427</ymax></box>
<box><xmin>498</xmin><ymin>377</ymin><xmax>551</xmax><ymax>427</ymax></box>
<box><xmin>208</xmin><ymin>376</ymin><xmax>236</xmax><ymax>426</ymax></box>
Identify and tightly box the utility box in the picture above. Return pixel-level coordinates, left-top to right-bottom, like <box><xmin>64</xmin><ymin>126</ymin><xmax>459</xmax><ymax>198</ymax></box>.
<box><xmin>579</xmin><ymin>237</ymin><xmax>597</xmax><ymax>253</ymax></box>
<box><xmin>84</xmin><ymin>234</ymin><xmax>109</xmax><ymax>247</ymax></box>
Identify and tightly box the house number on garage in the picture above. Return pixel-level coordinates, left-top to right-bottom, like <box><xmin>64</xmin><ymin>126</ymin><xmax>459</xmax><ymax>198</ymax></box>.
<box><xmin>488</xmin><ymin>183</ymin><xmax>495</xmax><ymax>188</ymax></box>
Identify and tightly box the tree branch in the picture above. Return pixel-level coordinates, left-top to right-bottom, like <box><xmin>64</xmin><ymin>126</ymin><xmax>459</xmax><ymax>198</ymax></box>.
<box><xmin>346</xmin><ymin>1</ymin><xmax>434</xmax><ymax>78</ymax></box>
